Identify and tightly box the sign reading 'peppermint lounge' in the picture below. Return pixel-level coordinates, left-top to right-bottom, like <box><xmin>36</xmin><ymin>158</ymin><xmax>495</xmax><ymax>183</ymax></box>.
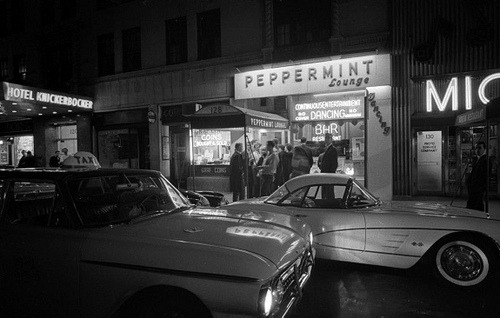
<box><xmin>234</xmin><ymin>54</ymin><xmax>390</xmax><ymax>99</ymax></box>
<box><xmin>3</xmin><ymin>82</ymin><xmax>93</xmax><ymax>109</ymax></box>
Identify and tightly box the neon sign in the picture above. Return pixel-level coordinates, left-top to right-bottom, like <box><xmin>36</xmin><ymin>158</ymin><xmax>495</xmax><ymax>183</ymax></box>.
<box><xmin>426</xmin><ymin>73</ymin><xmax>500</xmax><ymax>112</ymax></box>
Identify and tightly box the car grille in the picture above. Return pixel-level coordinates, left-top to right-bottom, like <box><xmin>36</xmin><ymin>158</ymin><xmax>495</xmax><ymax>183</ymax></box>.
<box><xmin>274</xmin><ymin>247</ymin><xmax>314</xmax><ymax>317</ymax></box>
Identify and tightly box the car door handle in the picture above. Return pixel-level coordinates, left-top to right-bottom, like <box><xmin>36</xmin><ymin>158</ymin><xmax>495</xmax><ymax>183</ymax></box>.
<box><xmin>294</xmin><ymin>214</ymin><xmax>308</xmax><ymax>218</ymax></box>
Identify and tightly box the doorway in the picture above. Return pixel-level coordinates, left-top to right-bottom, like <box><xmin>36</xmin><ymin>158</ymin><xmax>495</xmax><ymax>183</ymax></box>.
<box><xmin>169</xmin><ymin>124</ymin><xmax>191</xmax><ymax>190</ymax></box>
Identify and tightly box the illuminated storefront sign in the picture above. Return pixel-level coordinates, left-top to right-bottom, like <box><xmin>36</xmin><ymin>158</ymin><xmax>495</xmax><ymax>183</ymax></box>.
<box><xmin>3</xmin><ymin>82</ymin><xmax>93</xmax><ymax>109</ymax></box>
<box><xmin>290</xmin><ymin>90</ymin><xmax>365</xmax><ymax>122</ymax></box>
<box><xmin>312</xmin><ymin>123</ymin><xmax>342</xmax><ymax>142</ymax></box>
<box><xmin>193</xmin><ymin>130</ymin><xmax>230</xmax><ymax>147</ymax></box>
<box><xmin>234</xmin><ymin>54</ymin><xmax>390</xmax><ymax>99</ymax></box>
<box><xmin>426</xmin><ymin>73</ymin><xmax>500</xmax><ymax>113</ymax></box>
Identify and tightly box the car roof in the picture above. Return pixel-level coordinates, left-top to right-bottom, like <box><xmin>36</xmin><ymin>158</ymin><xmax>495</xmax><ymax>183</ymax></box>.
<box><xmin>0</xmin><ymin>167</ymin><xmax>161</xmax><ymax>181</ymax></box>
<box><xmin>285</xmin><ymin>173</ymin><xmax>352</xmax><ymax>192</ymax></box>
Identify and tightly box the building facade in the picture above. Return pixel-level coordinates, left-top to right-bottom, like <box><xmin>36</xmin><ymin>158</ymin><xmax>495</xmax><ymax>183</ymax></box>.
<box><xmin>392</xmin><ymin>0</ymin><xmax>500</xmax><ymax>198</ymax></box>
<box><xmin>1</xmin><ymin>0</ymin><xmax>394</xmax><ymax>199</ymax></box>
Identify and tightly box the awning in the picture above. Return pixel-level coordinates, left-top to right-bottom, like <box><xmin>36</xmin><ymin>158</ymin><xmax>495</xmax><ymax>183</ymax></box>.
<box><xmin>455</xmin><ymin>97</ymin><xmax>500</xmax><ymax>126</ymax></box>
<box><xmin>0</xmin><ymin>82</ymin><xmax>93</xmax><ymax>122</ymax></box>
<box><xmin>189</xmin><ymin>104</ymin><xmax>289</xmax><ymax>129</ymax></box>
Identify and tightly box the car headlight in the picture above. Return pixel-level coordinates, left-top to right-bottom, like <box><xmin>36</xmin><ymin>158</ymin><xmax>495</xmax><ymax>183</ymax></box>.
<box><xmin>261</xmin><ymin>287</ymin><xmax>273</xmax><ymax>316</ymax></box>
<box><xmin>259</xmin><ymin>281</ymin><xmax>284</xmax><ymax>317</ymax></box>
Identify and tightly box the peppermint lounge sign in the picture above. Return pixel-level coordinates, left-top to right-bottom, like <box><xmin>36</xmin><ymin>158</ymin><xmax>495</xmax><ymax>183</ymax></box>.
<box><xmin>234</xmin><ymin>54</ymin><xmax>391</xmax><ymax>99</ymax></box>
<box><xmin>3</xmin><ymin>82</ymin><xmax>93</xmax><ymax>109</ymax></box>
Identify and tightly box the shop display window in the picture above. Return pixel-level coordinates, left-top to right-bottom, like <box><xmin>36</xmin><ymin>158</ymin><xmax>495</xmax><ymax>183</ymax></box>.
<box><xmin>192</xmin><ymin>128</ymin><xmax>243</xmax><ymax>165</ymax></box>
<box><xmin>292</xmin><ymin>120</ymin><xmax>365</xmax><ymax>180</ymax></box>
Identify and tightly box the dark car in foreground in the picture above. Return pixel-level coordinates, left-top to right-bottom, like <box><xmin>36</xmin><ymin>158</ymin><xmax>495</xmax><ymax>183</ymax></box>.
<box><xmin>0</xmin><ymin>167</ymin><xmax>314</xmax><ymax>318</ymax></box>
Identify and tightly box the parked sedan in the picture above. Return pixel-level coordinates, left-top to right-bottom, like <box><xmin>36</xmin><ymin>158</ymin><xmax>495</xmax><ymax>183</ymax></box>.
<box><xmin>228</xmin><ymin>173</ymin><xmax>500</xmax><ymax>288</ymax></box>
<box><xmin>0</xmin><ymin>167</ymin><xmax>314</xmax><ymax>318</ymax></box>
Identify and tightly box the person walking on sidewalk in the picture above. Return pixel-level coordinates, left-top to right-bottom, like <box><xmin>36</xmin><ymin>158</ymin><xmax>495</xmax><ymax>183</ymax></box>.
<box><xmin>229</xmin><ymin>143</ymin><xmax>245</xmax><ymax>202</ymax></box>
<box><xmin>466</xmin><ymin>141</ymin><xmax>488</xmax><ymax>211</ymax></box>
<box><xmin>290</xmin><ymin>137</ymin><xmax>313</xmax><ymax>179</ymax></box>
<box><xmin>320</xmin><ymin>133</ymin><xmax>338</xmax><ymax>173</ymax></box>
<box><xmin>257</xmin><ymin>140</ymin><xmax>279</xmax><ymax>196</ymax></box>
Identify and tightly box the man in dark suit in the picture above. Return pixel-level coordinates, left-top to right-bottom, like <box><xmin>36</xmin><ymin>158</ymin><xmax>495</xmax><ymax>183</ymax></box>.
<box><xmin>229</xmin><ymin>143</ymin><xmax>245</xmax><ymax>202</ymax></box>
<box><xmin>320</xmin><ymin>133</ymin><xmax>338</xmax><ymax>173</ymax></box>
<box><xmin>290</xmin><ymin>137</ymin><xmax>313</xmax><ymax>179</ymax></box>
<box><xmin>466</xmin><ymin>141</ymin><xmax>487</xmax><ymax>211</ymax></box>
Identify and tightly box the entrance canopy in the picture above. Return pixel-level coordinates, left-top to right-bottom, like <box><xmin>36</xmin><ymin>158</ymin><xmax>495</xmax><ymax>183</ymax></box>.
<box><xmin>0</xmin><ymin>82</ymin><xmax>93</xmax><ymax>122</ymax></box>
<box><xmin>189</xmin><ymin>104</ymin><xmax>289</xmax><ymax>129</ymax></box>
<box><xmin>455</xmin><ymin>97</ymin><xmax>500</xmax><ymax>126</ymax></box>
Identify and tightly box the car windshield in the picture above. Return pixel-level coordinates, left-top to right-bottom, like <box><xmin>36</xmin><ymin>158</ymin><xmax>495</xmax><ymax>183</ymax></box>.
<box><xmin>265</xmin><ymin>185</ymin><xmax>290</xmax><ymax>204</ymax></box>
<box><xmin>346</xmin><ymin>180</ymin><xmax>380</xmax><ymax>208</ymax></box>
<box><xmin>67</xmin><ymin>173</ymin><xmax>191</xmax><ymax>226</ymax></box>
<box><xmin>265</xmin><ymin>178</ymin><xmax>380</xmax><ymax>208</ymax></box>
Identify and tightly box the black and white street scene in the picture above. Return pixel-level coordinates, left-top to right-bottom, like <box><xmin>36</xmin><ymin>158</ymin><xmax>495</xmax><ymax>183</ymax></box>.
<box><xmin>0</xmin><ymin>0</ymin><xmax>499</xmax><ymax>317</ymax></box>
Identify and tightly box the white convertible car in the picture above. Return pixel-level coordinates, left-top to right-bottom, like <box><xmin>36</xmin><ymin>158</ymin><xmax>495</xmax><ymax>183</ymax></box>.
<box><xmin>229</xmin><ymin>173</ymin><xmax>500</xmax><ymax>288</ymax></box>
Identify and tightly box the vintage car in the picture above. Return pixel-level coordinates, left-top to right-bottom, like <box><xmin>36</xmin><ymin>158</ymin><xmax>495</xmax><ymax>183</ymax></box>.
<box><xmin>0</xmin><ymin>167</ymin><xmax>314</xmax><ymax>318</ymax></box>
<box><xmin>228</xmin><ymin>173</ymin><xmax>500</xmax><ymax>288</ymax></box>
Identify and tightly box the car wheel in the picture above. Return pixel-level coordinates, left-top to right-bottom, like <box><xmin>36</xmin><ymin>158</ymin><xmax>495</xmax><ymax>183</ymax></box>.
<box><xmin>434</xmin><ymin>237</ymin><xmax>496</xmax><ymax>287</ymax></box>
<box><xmin>119</xmin><ymin>292</ymin><xmax>210</xmax><ymax>318</ymax></box>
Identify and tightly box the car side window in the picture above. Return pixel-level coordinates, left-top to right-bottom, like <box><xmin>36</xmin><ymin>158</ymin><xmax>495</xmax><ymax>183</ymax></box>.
<box><xmin>2</xmin><ymin>181</ymin><xmax>70</xmax><ymax>228</ymax></box>
<box><xmin>303</xmin><ymin>184</ymin><xmax>347</xmax><ymax>209</ymax></box>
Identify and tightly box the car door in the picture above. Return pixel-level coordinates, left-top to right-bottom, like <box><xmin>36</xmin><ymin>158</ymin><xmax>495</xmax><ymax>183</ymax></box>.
<box><xmin>282</xmin><ymin>184</ymin><xmax>366</xmax><ymax>261</ymax></box>
<box><xmin>0</xmin><ymin>180</ymin><xmax>83</xmax><ymax>317</ymax></box>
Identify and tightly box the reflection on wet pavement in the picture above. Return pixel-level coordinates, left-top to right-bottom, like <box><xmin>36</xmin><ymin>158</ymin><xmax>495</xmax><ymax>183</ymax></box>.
<box><xmin>291</xmin><ymin>259</ymin><xmax>500</xmax><ymax>318</ymax></box>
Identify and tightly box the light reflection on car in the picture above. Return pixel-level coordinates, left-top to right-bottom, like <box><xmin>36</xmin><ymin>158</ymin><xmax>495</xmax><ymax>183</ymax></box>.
<box><xmin>229</xmin><ymin>173</ymin><xmax>500</xmax><ymax>288</ymax></box>
<box><xmin>0</xmin><ymin>168</ymin><xmax>314</xmax><ymax>318</ymax></box>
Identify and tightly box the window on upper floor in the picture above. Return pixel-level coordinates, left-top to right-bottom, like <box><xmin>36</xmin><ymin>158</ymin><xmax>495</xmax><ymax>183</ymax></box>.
<box><xmin>122</xmin><ymin>27</ymin><xmax>142</xmax><ymax>72</ymax></box>
<box><xmin>97</xmin><ymin>33</ymin><xmax>115</xmax><ymax>76</ymax></box>
<box><xmin>273</xmin><ymin>0</ymin><xmax>331</xmax><ymax>47</ymax></box>
<box><xmin>165</xmin><ymin>16</ymin><xmax>188</xmax><ymax>65</ymax></box>
<box><xmin>42</xmin><ymin>45</ymin><xmax>73</xmax><ymax>91</ymax></box>
<box><xmin>0</xmin><ymin>58</ymin><xmax>8</xmax><ymax>80</ymax></box>
<box><xmin>41</xmin><ymin>0</ymin><xmax>56</xmax><ymax>26</ymax></box>
<box><xmin>13</xmin><ymin>54</ymin><xmax>27</xmax><ymax>83</ymax></box>
<box><xmin>10</xmin><ymin>0</ymin><xmax>25</xmax><ymax>33</ymax></box>
<box><xmin>0</xmin><ymin>1</ymin><xmax>7</xmax><ymax>35</ymax></box>
<box><xmin>60</xmin><ymin>0</ymin><xmax>77</xmax><ymax>20</ymax></box>
<box><xmin>197</xmin><ymin>9</ymin><xmax>221</xmax><ymax>60</ymax></box>
<box><xmin>96</xmin><ymin>0</ymin><xmax>135</xmax><ymax>11</ymax></box>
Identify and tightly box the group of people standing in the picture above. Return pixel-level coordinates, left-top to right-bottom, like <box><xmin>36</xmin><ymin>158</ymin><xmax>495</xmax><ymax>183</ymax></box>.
<box><xmin>17</xmin><ymin>148</ymin><xmax>70</xmax><ymax>168</ymax></box>
<box><xmin>48</xmin><ymin>148</ymin><xmax>70</xmax><ymax>167</ymax></box>
<box><xmin>229</xmin><ymin>133</ymin><xmax>339</xmax><ymax>202</ymax></box>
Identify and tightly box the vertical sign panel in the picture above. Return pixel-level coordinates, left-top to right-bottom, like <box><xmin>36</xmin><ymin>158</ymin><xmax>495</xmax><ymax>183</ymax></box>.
<box><xmin>417</xmin><ymin>131</ymin><xmax>442</xmax><ymax>192</ymax></box>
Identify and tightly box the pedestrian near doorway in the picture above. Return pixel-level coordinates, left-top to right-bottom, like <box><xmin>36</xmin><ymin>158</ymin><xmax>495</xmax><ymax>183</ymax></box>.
<box><xmin>49</xmin><ymin>150</ymin><xmax>61</xmax><ymax>167</ymax></box>
<box><xmin>59</xmin><ymin>148</ymin><xmax>70</xmax><ymax>162</ymax></box>
<box><xmin>290</xmin><ymin>137</ymin><xmax>313</xmax><ymax>179</ymax></box>
<box><xmin>229</xmin><ymin>143</ymin><xmax>245</xmax><ymax>202</ymax></box>
<box><xmin>466</xmin><ymin>141</ymin><xmax>487</xmax><ymax>211</ymax></box>
<box><xmin>320</xmin><ymin>133</ymin><xmax>338</xmax><ymax>173</ymax></box>
<box><xmin>17</xmin><ymin>150</ymin><xmax>27</xmax><ymax>168</ymax></box>
<box><xmin>257</xmin><ymin>140</ymin><xmax>279</xmax><ymax>196</ymax></box>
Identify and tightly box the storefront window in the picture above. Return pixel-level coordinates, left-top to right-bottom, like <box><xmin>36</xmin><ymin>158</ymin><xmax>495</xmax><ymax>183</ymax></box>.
<box><xmin>98</xmin><ymin>129</ymin><xmax>139</xmax><ymax>168</ymax></box>
<box><xmin>192</xmin><ymin>129</ymin><xmax>233</xmax><ymax>165</ymax></box>
<box><xmin>293</xmin><ymin>120</ymin><xmax>365</xmax><ymax>180</ymax></box>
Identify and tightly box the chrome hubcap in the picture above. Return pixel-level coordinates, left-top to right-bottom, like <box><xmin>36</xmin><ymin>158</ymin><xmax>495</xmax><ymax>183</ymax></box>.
<box><xmin>441</xmin><ymin>245</ymin><xmax>483</xmax><ymax>281</ymax></box>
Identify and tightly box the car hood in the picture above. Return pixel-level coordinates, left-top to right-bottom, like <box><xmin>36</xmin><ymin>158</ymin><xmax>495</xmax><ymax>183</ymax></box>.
<box><xmin>81</xmin><ymin>206</ymin><xmax>309</xmax><ymax>280</ymax></box>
